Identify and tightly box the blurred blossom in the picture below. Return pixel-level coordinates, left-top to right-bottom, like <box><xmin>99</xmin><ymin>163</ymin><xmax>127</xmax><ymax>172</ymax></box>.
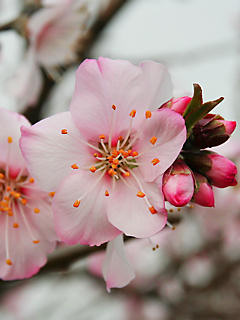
<box><xmin>0</xmin><ymin>108</ymin><xmax>57</xmax><ymax>280</ymax></box>
<box><xmin>0</xmin><ymin>0</ymin><xmax>22</xmax><ymax>27</ymax></box>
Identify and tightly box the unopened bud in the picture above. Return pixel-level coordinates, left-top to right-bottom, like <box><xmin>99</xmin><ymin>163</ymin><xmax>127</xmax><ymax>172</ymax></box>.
<box><xmin>192</xmin><ymin>172</ymin><xmax>214</xmax><ymax>207</ymax></box>
<box><xmin>163</xmin><ymin>159</ymin><xmax>194</xmax><ymax>207</ymax></box>
<box><xmin>185</xmin><ymin>151</ymin><xmax>237</xmax><ymax>188</ymax></box>
<box><xmin>192</xmin><ymin>114</ymin><xmax>236</xmax><ymax>148</ymax></box>
<box><xmin>162</xmin><ymin>96</ymin><xmax>192</xmax><ymax>115</ymax></box>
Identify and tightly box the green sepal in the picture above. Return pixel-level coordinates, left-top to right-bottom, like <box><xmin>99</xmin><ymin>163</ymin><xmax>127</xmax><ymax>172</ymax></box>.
<box><xmin>183</xmin><ymin>84</ymin><xmax>224</xmax><ymax>137</ymax></box>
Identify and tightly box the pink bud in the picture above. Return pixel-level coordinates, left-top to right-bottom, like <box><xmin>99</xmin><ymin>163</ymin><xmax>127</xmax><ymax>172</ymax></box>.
<box><xmin>163</xmin><ymin>159</ymin><xmax>194</xmax><ymax>207</ymax></box>
<box><xmin>170</xmin><ymin>96</ymin><xmax>192</xmax><ymax>115</ymax></box>
<box><xmin>218</xmin><ymin>119</ymin><xmax>236</xmax><ymax>135</ymax></box>
<box><xmin>206</xmin><ymin>153</ymin><xmax>237</xmax><ymax>188</ymax></box>
<box><xmin>193</xmin><ymin>173</ymin><xmax>214</xmax><ymax>207</ymax></box>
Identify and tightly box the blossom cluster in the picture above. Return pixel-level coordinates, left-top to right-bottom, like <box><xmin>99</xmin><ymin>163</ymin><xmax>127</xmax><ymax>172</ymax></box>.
<box><xmin>0</xmin><ymin>57</ymin><xmax>237</xmax><ymax>291</ymax></box>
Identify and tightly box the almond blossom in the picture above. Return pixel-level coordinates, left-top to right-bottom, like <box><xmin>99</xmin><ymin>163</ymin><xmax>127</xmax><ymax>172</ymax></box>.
<box><xmin>20</xmin><ymin>57</ymin><xmax>186</xmax><ymax>247</ymax></box>
<box><xmin>0</xmin><ymin>108</ymin><xmax>57</xmax><ymax>280</ymax></box>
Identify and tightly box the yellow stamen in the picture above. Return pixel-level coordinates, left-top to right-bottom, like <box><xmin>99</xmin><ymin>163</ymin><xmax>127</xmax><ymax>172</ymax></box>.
<box><xmin>33</xmin><ymin>240</ymin><xmax>40</xmax><ymax>244</ymax></box>
<box><xmin>71</xmin><ymin>164</ymin><xmax>79</xmax><ymax>169</ymax></box>
<box><xmin>152</xmin><ymin>158</ymin><xmax>160</xmax><ymax>166</ymax></box>
<box><xmin>99</xmin><ymin>134</ymin><xmax>105</xmax><ymax>140</ymax></box>
<box><xmin>137</xmin><ymin>191</ymin><xmax>145</xmax><ymax>198</ymax></box>
<box><xmin>21</xmin><ymin>198</ymin><xmax>27</xmax><ymax>205</ymax></box>
<box><xmin>149</xmin><ymin>206</ymin><xmax>157</xmax><ymax>214</ymax></box>
<box><xmin>0</xmin><ymin>173</ymin><xmax>5</xmax><ymax>179</ymax></box>
<box><xmin>29</xmin><ymin>177</ymin><xmax>34</xmax><ymax>183</ymax></box>
<box><xmin>150</xmin><ymin>136</ymin><xmax>157</xmax><ymax>145</ymax></box>
<box><xmin>145</xmin><ymin>110</ymin><xmax>152</xmax><ymax>119</ymax></box>
<box><xmin>49</xmin><ymin>192</ymin><xmax>55</xmax><ymax>198</ymax></box>
<box><xmin>130</xmin><ymin>109</ymin><xmax>136</xmax><ymax>118</ymax></box>
<box><xmin>34</xmin><ymin>208</ymin><xmax>40</xmax><ymax>214</ymax></box>
<box><xmin>90</xmin><ymin>166</ymin><xmax>96</xmax><ymax>173</ymax></box>
<box><xmin>131</xmin><ymin>151</ymin><xmax>138</xmax><ymax>157</ymax></box>
<box><xmin>73</xmin><ymin>200</ymin><xmax>80</xmax><ymax>208</ymax></box>
<box><xmin>6</xmin><ymin>259</ymin><xmax>12</xmax><ymax>266</ymax></box>
<box><xmin>13</xmin><ymin>223</ymin><xmax>19</xmax><ymax>228</ymax></box>
<box><xmin>8</xmin><ymin>136</ymin><xmax>13</xmax><ymax>143</ymax></box>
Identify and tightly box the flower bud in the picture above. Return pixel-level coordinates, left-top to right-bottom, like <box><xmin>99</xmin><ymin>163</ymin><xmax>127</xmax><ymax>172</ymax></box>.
<box><xmin>184</xmin><ymin>151</ymin><xmax>237</xmax><ymax>188</ymax></box>
<box><xmin>192</xmin><ymin>114</ymin><xmax>236</xmax><ymax>148</ymax></box>
<box><xmin>163</xmin><ymin>96</ymin><xmax>192</xmax><ymax>115</ymax></box>
<box><xmin>163</xmin><ymin>159</ymin><xmax>194</xmax><ymax>207</ymax></box>
<box><xmin>192</xmin><ymin>172</ymin><xmax>214</xmax><ymax>207</ymax></box>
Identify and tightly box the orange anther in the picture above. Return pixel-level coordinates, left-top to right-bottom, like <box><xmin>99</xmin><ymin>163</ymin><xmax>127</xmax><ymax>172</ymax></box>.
<box><xmin>33</xmin><ymin>240</ymin><xmax>40</xmax><ymax>244</ymax></box>
<box><xmin>131</xmin><ymin>151</ymin><xmax>138</xmax><ymax>157</ymax></box>
<box><xmin>8</xmin><ymin>136</ymin><xmax>13</xmax><ymax>143</ymax></box>
<box><xmin>71</xmin><ymin>163</ymin><xmax>79</xmax><ymax>169</ymax></box>
<box><xmin>21</xmin><ymin>198</ymin><xmax>27</xmax><ymax>205</ymax></box>
<box><xmin>34</xmin><ymin>208</ymin><xmax>40</xmax><ymax>214</ymax></box>
<box><xmin>49</xmin><ymin>192</ymin><xmax>55</xmax><ymax>198</ymax></box>
<box><xmin>29</xmin><ymin>177</ymin><xmax>34</xmax><ymax>183</ymax></box>
<box><xmin>149</xmin><ymin>206</ymin><xmax>157</xmax><ymax>214</ymax></box>
<box><xmin>123</xmin><ymin>151</ymin><xmax>129</xmax><ymax>158</ymax></box>
<box><xmin>90</xmin><ymin>166</ymin><xmax>96</xmax><ymax>173</ymax></box>
<box><xmin>111</xmin><ymin>150</ymin><xmax>119</xmax><ymax>157</ymax></box>
<box><xmin>99</xmin><ymin>134</ymin><xmax>105</xmax><ymax>140</ymax></box>
<box><xmin>111</xmin><ymin>164</ymin><xmax>117</xmax><ymax>169</ymax></box>
<box><xmin>150</xmin><ymin>136</ymin><xmax>157</xmax><ymax>145</ymax></box>
<box><xmin>0</xmin><ymin>173</ymin><xmax>5</xmax><ymax>179</ymax></box>
<box><xmin>93</xmin><ymin>153</ymin><xmax>98</xmax><ymax>158</ymax></box>
<box><xmin>8</xmin><ymin>210</ymin><xmax>13</xmax><ymax>216</ymax></box>
<box><xmin>130</xmin><ymin>109</ymin><xmax>136</xmax><ymax>118</ymax></box>
<box><xmin>107</xmin><ymin>156</ymin><xmax>113</xmax><ymax>162</ymax></box>
<box><xmin>4</xmin><ymin>196</ymin><xmax>10</xmax><ymax>201</ymax></box>
<box><xmin>105</xmin><ymin>190</ymin><xmax>110</xmax><ymax>197</ymax></box>
<box><xmin>11</xmin><ymin>192</ymin><xmax>21</xmax><ymax>199</ymax></box>
<box><xmin>6</xmin><ymin>186</ymin><xmax>11</xmax><ymax>192</ymax></box>
<box><xmin>123</xmin><ymin>171</ymin><xmax>130</xmax><ymax>177</ymax></box>
<box><xmin>137</xmin><ymin>191</ymin><xmax>145</xmax><ymax>198</ymax></box>
<box><xmin>145</xmin><ymin>110</ymin><xmax>152</xmax><ymax>119</ymax></box>
<box><xmin>152</xmin><ymin>158</ymin><xmax>160</xmax><ymax>166</ymax></box>
<box><xmin>112</xmin><ymin>104</ymin><xmax>116</xmax><ymax>110</ymax></box>
<box><xmin>73</xmin><ymin>200</ymin><xmax>80</xmax><ymax>208</ymax></box>
<box><xmin>118</xmin><ymin>136</ymin><xmax>123</xmax><ymax>141</ymax></box>
<box><xmin>61</xmin><ymin>129</ymin><xmax>68</xmax><ymax>134</ymax></box>
<box><xmin>112</xmin><ymin>159</ymin><xmax>119</xmax><ymax>165</ymax></box>
<box><xmin>108</xmin><ymin>169</ymin><xmax>116</xmax><ymax>177</ymax></box>
<box><xmin>6</xmin><ymin>259</ymin><xmax>12</xmax><ymax>266</ymax></box>
<box><xmin>172</xmin><ymin>226</ymin><xmax>176</xmax><ymax>231</ymax></box>
<box><xmin>127</xmin><ymin>149</ymin><xmax>132</xmax><ymax>155</ymax></box>
<box><xmin>13</xmin><ymin>223</ymin><xmax>19</xmax><ymax>228</ymax></box>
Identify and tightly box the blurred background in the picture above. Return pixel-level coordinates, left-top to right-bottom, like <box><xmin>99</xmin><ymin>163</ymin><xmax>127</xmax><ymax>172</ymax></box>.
<box><xmin>0</xmin><ymin>0</ymin><xmax>240</xmax><ymax>319</ymax></box>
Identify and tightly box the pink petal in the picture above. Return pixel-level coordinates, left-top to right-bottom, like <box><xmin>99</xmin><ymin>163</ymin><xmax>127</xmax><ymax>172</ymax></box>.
<box><xmin>107</xmin><ymin>171</ymin><xmax>167</xmax><ymax>238</ymax></box>
<box><xmin>70</xmin><ymin>58</ymin><xmax>172</xmax><ymax>141</ymax></box>
<box><xmin>0</xmin><ymin>201</ymin><xmax>56</xmax><ymax>280</ymax></box>
<box><xmin>102</xmin><ymin>235</ymin><xmax>135</xmax><ymax>291</ymax></box>
<box><xmin>28</xmin><ymin>0</ymin><xmax>87</xmax><ymax>67</ymax></box>
<box><xmin>53</xmin><ymin>170</ymin><xmax>121</xmax><ymax>246</ymax></box>
<box><xmin>20</xmin><ymin>111</ymin><xmax>92</xmax><ymax>192</ymax></box>
<box><xmin>136</xmin><ymin>108</ymin><xmax>186</xmax><ymax>182</ymax></box>
<box><xmin>0</xmin><ymin>108</ymin><xmax>30</xmax><ymax>177</ymax></box>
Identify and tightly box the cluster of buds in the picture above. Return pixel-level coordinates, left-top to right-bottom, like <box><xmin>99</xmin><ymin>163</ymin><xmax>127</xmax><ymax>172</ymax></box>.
<box><xmin>162</xmin><ymin>86</ymin><xmax>237</xmax><ymax>208</ymax></box>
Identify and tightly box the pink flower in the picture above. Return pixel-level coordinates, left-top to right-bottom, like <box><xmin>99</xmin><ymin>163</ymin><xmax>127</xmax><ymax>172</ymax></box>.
<box><xmin>162</xmin><ymin>159</ymin><xmax>194</xmax><ymax>207</ymax></box>
<box><xmin>192</xmin><ymin>172</ymin><xmax>214</xmax><ymax>207</ymax></box>
<box><xmin>0</xmin><ymin>108</ymin><xmax>57</xmax><ymax>280</ymax></box>
<box><xmin>27</xmin><ymin>0</ymin><xmax>90</xmax><ymax>68</ymax></box>
<box><xmin>20</xmin><ymin>58</ymin><xmax>186</xmax><ymax>246</ymax></box>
